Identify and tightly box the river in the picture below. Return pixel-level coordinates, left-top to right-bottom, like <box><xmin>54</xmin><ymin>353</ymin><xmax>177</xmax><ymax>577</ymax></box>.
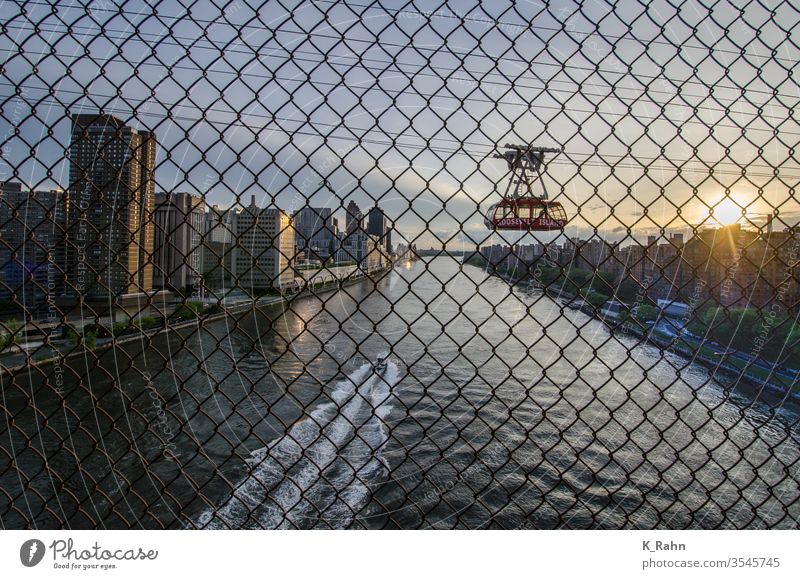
<box><xmin>2</xmin><ymin>256</ymin><xmax>799</xmax><ymax>529</ymax></box>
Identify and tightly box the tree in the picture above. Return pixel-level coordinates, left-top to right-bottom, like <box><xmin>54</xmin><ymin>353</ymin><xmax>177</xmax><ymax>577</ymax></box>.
<box><xmin>698</xmin><ymin>307</ymin><xmax>760</xmax><ymax>351</ymax></box>
<box><xmin>84</xmin><ymin>330</ymin><xmax>97</xmax><ymax>350</ymax></box>
<box><xmin>582</xmin><ymin>291</ymin><xmax>610</xmax><ymax>308</ymax></box>
<box><xmin>63</xmin><ymin>324</ymin><xmax>81</xmax><ymax>345</ymax></box>
<box><xmin>591</xmin><ymin>271</ymin><xmax>618</xmax><ymax>296</ymax></box>
<box><xmin>634</xmin><ymin>304</ymin><xmax>658</xmax><ymax>322</ymax></box>
<box><xmin>614</xmin><ymin>277</ymin><xmax>640</xmax><ymax>303</ymax></box>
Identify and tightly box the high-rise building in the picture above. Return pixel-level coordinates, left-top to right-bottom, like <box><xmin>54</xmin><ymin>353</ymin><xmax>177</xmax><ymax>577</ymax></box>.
<box><xmin>336</xmin><ymin>228</ymin><xmax>386</xmax><ymax>270</ymax></box>
<box><xmin>293</xmin><ymin>206</ymin><xmax>337</xmax><ymax>261</ymax></box>
<box><xmin>367</xmin><ymin>205</ymin><xmax>392</xmax><ymax>253</ymax></box>
<box><xmin>0</xmin><ymin>181</ymin><xmax>65</xmax><ymax>311</ymax></box>
<box><xmin>232</xmin><ymin>196</ymin><xmax>294</xmax><ymax>293</ymax></box>
<box><xmin>153</xmin><ymin>192</ymin><xmax>205</xmax><ymax>292</ymax></box>
<box><xmin>345</xmin><ymin>200</ymin><xmax>362</xmax><ymax>233</ymax></box>
<box><xmin>367</xmin><ymin>206</ymin><xmax>385</xmax><ymax>237</ymax></box>
<box><xmin>680</xmin><ymin>224</ymin><xmax>799</xmax><ymax>310</ymax></box>
<box><xmin>0</xmin><ymin>181</ymin><xmax>22</xmax><ymax>193</ymax></box>
<box><xmin>65</xmin><ymin>113</ymin><xmax>156</xmax><ymax>299</ymax></box>
<box><xmin>202</xmin><ymin>204</ymin><xmax>235</xmax><ymax>289</ymax></box>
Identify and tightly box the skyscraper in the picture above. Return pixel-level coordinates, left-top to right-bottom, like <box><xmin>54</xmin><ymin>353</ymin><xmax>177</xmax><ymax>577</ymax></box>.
<box><xmin>153</xmin><ymin>191</ymin><xmax>205</xmax><ymax>292</ymax></box>
<box><xmin>202</xmin><ymin>204</ymin><xmax>235</xmax><ymax>289</ymax></box>
<box><xmin>367</xmin><ymin>205</ymin><xmax>392</xmax><ymax>253</ymax></box>
<box><xmin>367</xmin><ymin>206</ymin><xmax>385</xmax><ymax>237</ymax></box>
<box><xmin>0</xmin><ymin>181</ymin><xmax>65</xmax><ymax>311</ymax></box>
<box><xmin>232</xmin><ymin>196</ymin><xmax>294</xmax><ymax>293</ymax></box>
<box><xmin>65</xmin><ymin>113</ymin><xmax>156</xmax><ymax>299</ymax></box>
<box><xmin>345</xmin><ymin>200</ymin><xmax>362</xmax><ymax>233</ymax></box>
<box><xmin>293</xmin><ymin>206</ymin><xmax>337</xmax><ymax>261</ymax></box>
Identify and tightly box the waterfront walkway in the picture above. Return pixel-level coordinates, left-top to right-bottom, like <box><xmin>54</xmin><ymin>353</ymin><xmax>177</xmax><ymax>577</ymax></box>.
<box><xmin>0</xmin><ymin>261</ymin><xmax>404</xmax><ymax>374</ymax></box>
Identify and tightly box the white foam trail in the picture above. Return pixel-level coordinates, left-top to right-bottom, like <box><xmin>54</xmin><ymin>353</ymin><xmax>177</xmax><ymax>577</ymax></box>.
<box><xmin>198</xmin><ymin>359</ymin><xmax>399</xmax><ymax>529</ymax></box>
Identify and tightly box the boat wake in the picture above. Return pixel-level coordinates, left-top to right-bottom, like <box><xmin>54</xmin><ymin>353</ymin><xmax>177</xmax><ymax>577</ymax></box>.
<box><xmin>198</xmin><ymin>359</ymin><xmax>399</xmax><ymax>529</ymax></box>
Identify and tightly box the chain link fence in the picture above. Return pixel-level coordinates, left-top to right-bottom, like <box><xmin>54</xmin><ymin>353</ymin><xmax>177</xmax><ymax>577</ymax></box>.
<box><xmin>1</xmin><ymin>0</ymin><xmax>799</xmax><ymax>529</ymax></box>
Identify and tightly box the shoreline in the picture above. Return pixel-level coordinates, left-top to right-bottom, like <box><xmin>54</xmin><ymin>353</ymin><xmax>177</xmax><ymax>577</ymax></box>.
<box><xmin>0</xmin><ymin>264</ymin><xmax>397</xmax><ymax>378</ymax></box>
<box><xmin>464</xmin><ymin>256</ymin><xmax>800</xmax><ymax>403</ymax></box>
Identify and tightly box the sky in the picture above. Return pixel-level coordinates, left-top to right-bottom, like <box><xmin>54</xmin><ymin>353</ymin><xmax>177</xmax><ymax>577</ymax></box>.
<box><xmin>1</xmin><ymin>0</ymin><xmax>799</xmax><ymax>250</ymax></box>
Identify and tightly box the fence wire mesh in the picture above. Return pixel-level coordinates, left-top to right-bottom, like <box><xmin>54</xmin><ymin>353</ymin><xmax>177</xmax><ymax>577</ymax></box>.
<box><xmin>1</xmin><ymin>0</ymin><xmax>800</xmax><ymax>530</ymax></box>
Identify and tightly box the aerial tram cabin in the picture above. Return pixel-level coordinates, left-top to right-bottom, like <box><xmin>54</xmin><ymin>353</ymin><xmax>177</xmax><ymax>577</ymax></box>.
<box><xmin>484</xmin><ymin>144</ymin><xmax>568</xmax><ymax>231</ymax></box>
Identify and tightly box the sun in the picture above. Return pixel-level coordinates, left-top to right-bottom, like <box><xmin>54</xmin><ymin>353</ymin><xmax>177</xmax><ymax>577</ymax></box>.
<box><xmin>707</xmin><ymin>197</ymin><xmax>745</xmax><ymax>225</ymax></box>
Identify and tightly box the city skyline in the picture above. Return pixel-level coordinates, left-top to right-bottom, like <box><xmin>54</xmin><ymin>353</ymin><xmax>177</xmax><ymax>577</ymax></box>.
<box><xmin>2</xmin><ymin>109</ymin><xmax>405</xmax><ymax>251</ymax></box>
<box><xmin>4</xmin><ymin>133</ymin><xmax>792</xmax><ymax>257</ymax></box>
<box><xmin>1</xmin><ymin>112</ymin><xmax>402</xmax><ymax>308</ymax></box>
<box><xmin>1</xmin><ymin>1</ymin><xmax>798</xmax><ymax>249</ymax></box>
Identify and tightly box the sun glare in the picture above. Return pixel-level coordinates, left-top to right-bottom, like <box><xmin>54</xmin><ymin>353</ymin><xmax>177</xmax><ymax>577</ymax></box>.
<box><xmin>707</xmin><ymin>197</ymin><xmax>745</xmax><ymax>225</ymax></box>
